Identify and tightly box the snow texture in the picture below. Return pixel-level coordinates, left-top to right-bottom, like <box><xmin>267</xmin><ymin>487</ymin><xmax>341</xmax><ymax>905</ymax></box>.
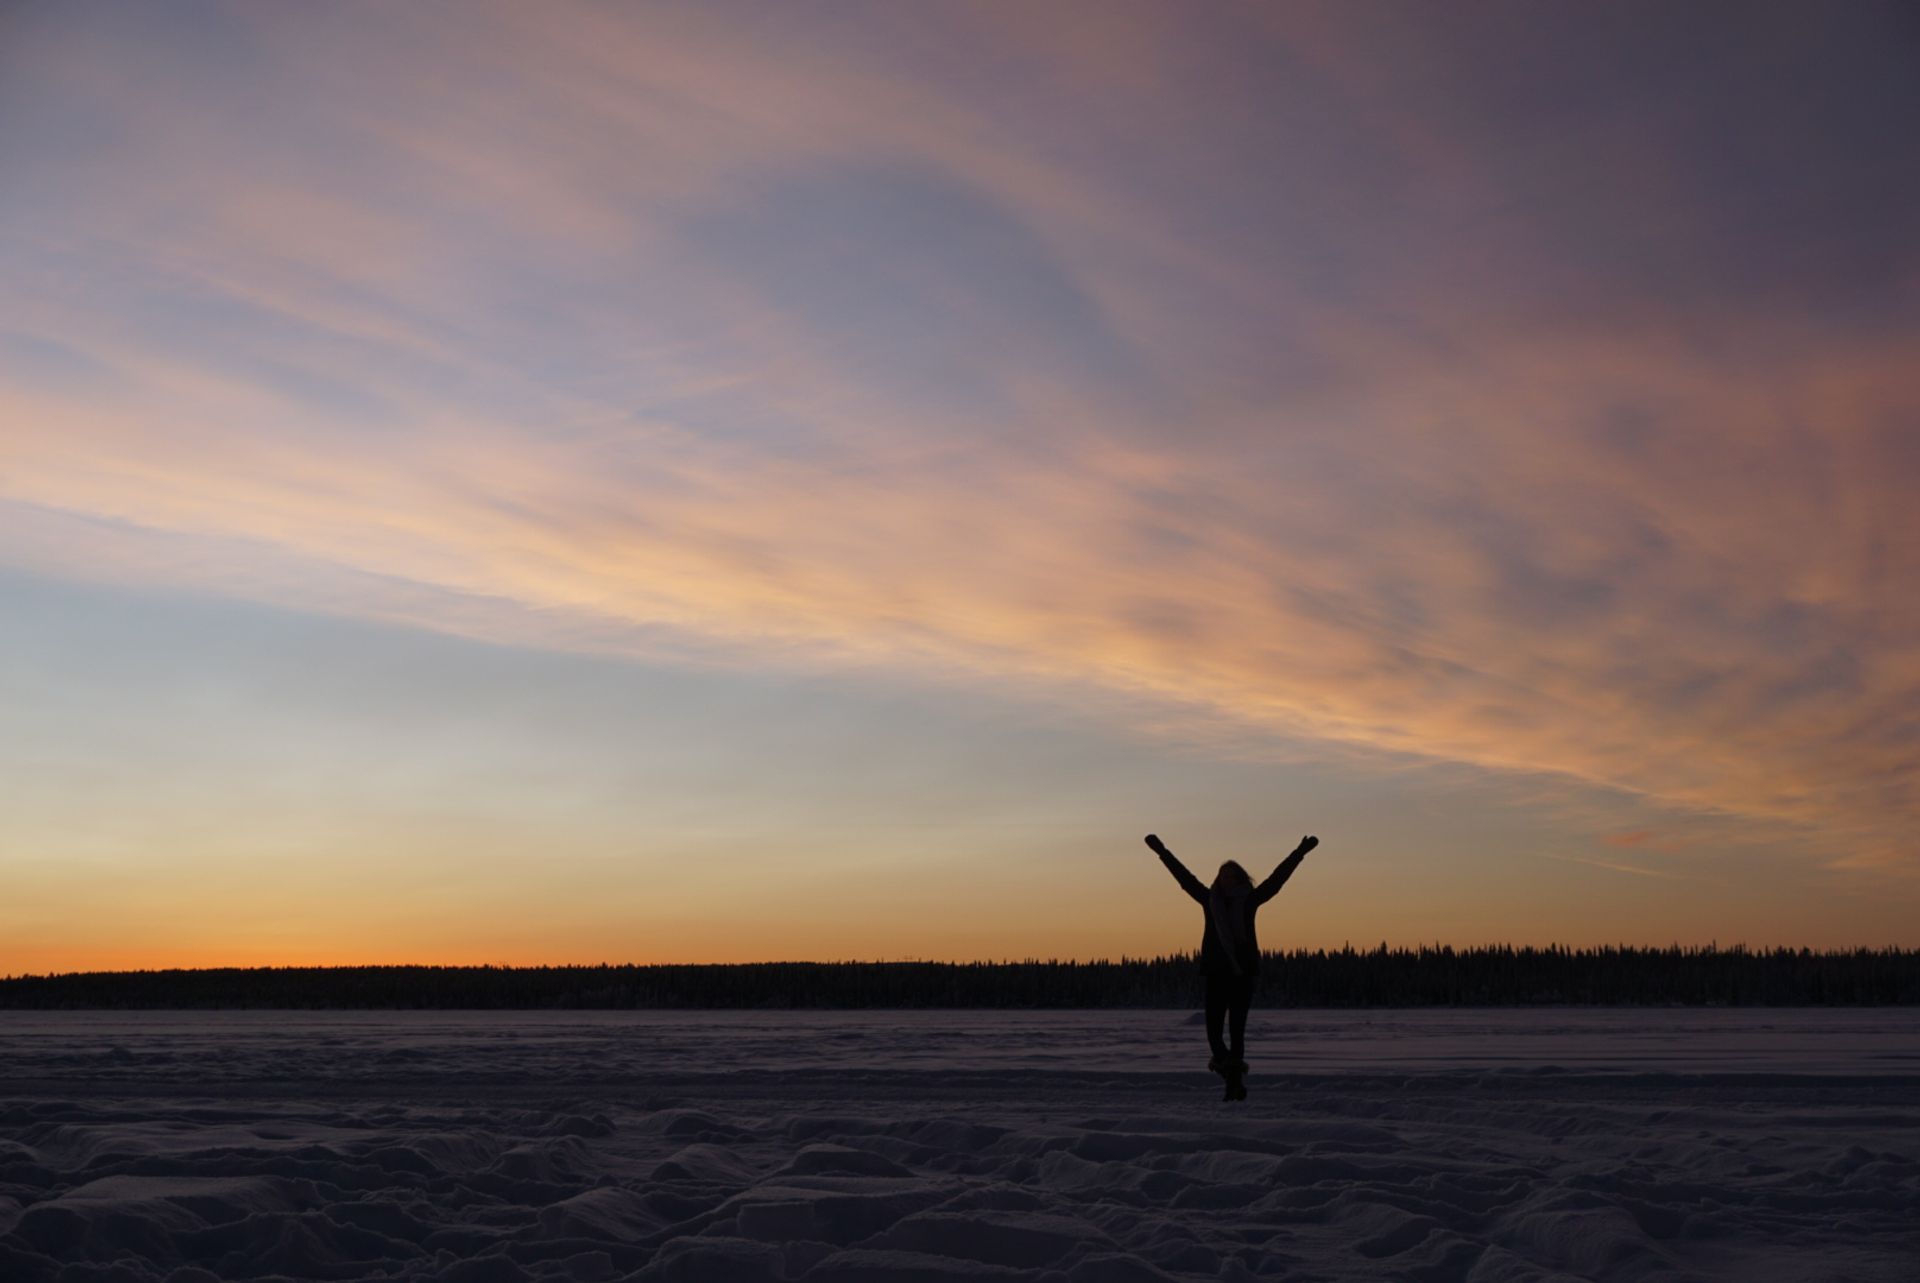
<box><xmin>1</xmin><ymin>1009</ymin><xmax>1916</xmax><ymax>1281</ymax></box>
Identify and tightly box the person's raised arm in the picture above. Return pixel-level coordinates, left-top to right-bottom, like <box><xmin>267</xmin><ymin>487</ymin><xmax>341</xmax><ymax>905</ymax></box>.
<box><xmin>1254</xmin><ymin>835</ymin><xmax>1319</xmax><ymax>904</ymax></box>
<box><xmin>1145</xmin><ymin>833</ymin><xmax>1207</xmax><ymax>905</ymax></box>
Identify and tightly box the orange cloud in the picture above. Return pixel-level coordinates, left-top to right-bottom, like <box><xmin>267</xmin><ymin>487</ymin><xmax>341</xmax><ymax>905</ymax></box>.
<box><xmin>3</xmin><ymin>0</ymin><xmax>1915</xmax><ymax>891</ymax></box>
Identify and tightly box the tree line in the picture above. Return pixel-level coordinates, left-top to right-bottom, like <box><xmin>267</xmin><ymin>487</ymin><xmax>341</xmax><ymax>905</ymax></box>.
<box><xmin>2</xmin><ymin>945</ymin><xmax>1916</xmax><ymax>1008</ymax></box>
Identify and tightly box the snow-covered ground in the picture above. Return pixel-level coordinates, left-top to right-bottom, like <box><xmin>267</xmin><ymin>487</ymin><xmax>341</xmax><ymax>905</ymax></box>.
<box><xmin>2</xmin><ymin>1009</ymin><xmax>1916</xmax><ymax>1282</ymax></box>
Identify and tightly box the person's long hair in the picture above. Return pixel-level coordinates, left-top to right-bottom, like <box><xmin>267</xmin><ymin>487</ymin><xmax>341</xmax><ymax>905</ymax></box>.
<box><xmin>1213</xmin><ymin>860</ymin><xmax>1253</xmax><ymax>892</ymax></box>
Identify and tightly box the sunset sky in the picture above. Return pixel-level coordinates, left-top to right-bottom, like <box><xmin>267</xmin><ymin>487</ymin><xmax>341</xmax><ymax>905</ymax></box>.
<box><xmin>3</xmin><ymin>2</ymin><xmax>1917</xmax><ymax>971</ymax></box>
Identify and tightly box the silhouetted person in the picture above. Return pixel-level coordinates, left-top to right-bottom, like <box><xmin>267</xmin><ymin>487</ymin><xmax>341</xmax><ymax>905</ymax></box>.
<box><xmin>1147</xmin><ymin>831</ymin><xmax>1320</xmax><ymax>1099</ymax></box>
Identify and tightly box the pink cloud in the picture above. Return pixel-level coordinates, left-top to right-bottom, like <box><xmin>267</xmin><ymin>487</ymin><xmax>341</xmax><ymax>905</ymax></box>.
<box><xmin>2</xmin><ymin>0</ymin><xmax>1914</xmax><ymax>881</ymax></box>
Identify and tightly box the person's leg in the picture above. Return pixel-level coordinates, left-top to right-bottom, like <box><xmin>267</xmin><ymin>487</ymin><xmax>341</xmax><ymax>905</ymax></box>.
<box><xmin>1204</xmin><ymin>972</ymin><xmax>1230</xmax><ymax>1063</ymax></box>
<box><xmin>1227</xmin><ymin>975</ymin><xmax>1253</xmax><ymax>1063</ymax></box>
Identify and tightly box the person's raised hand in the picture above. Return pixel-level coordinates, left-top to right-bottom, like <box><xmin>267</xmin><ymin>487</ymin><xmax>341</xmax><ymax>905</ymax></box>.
<box><xmin>1297</xmin><ymin>835</ymin><xmax>1320</xmax><ymax>855</ymax></box>
<box><xmin>1144</xmin><ymin>833</ymin><xmax>1168</xmax><ymax>855</ymax></box>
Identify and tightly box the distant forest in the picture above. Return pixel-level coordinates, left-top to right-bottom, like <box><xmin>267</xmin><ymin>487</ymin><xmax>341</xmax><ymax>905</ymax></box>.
<box><xmin>3</xmin><ymin>946</ymin><xmax>1917</xmax><ymax>1008</ymax></box>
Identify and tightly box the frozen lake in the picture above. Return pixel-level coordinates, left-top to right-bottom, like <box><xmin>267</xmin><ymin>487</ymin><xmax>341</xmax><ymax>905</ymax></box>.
<box><xmin>3</xmin><ymin>1009</ymin><xmax>1917</xmax><ymax>1281</ymax></box>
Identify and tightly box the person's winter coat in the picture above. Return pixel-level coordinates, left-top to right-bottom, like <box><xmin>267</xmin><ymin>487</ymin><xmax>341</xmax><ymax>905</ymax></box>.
<box><xmin>1157</xmin><ymin>847</ymin><xmax>1307</xmax><ymax>978</ymax></box>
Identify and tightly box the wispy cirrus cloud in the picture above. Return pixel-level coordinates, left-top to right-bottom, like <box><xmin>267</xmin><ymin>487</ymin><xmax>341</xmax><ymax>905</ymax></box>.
<box><xmin>1541</xmin><ymin>854</ymin><xmax>1685</xmax><ymax>882</ymax></box>
<box><xmin>3</xmin><ymin>1</ymin><xmax>1916</xmax><ymax>880</ymax></box>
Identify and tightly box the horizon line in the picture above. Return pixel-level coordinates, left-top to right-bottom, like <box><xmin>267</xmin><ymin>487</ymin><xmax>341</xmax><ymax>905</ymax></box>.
<box><xmin>9</xmin><ymin>940</ymin><xmax>1919</xmax><ymax>982</ymax></box>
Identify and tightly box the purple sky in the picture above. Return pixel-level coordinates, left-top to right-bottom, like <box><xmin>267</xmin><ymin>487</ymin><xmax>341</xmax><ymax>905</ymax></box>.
<box><xmin>3</xmin><ymin>2</ymin><xmax>1917</xmax><ymax>968</ymax></box>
